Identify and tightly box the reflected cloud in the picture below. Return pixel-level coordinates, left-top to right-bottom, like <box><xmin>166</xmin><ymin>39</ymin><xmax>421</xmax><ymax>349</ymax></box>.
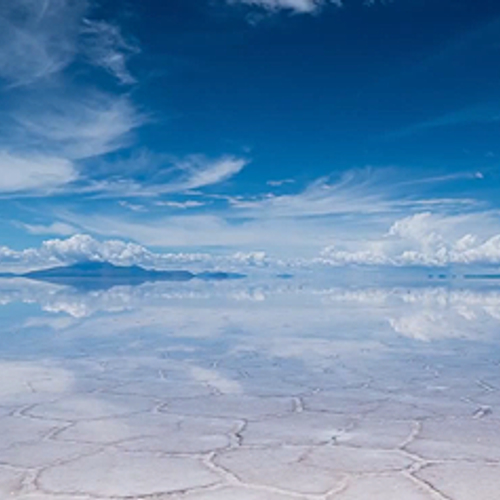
<box><xmin>2</xmin><ymin>277</ymin><xmax>500</xmax><ymax>346</ymax></box>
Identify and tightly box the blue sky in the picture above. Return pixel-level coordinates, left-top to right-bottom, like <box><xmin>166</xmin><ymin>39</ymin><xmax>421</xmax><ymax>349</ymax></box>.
<box><xmin>1</xmin><ymin>0</ymin><xmax>500</xmax><ymax>269</ymax></box>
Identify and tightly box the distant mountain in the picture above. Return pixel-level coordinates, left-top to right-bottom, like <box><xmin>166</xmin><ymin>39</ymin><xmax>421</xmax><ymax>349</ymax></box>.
<box><xmin>24</xmin><ymin>261</ymin><xmax>194</xmax><ymax>281</ymax></box>
<box><xmin>2</xmin><ymin>261</ymin><xmax>246</xmax><ymax>290</ymax></box>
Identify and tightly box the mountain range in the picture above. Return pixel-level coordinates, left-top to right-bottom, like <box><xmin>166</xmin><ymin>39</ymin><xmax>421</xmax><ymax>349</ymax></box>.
<box><xmin>0</xmin><ymin>261</ymin><xmax>246</xmax><ymax>290</ymax></box>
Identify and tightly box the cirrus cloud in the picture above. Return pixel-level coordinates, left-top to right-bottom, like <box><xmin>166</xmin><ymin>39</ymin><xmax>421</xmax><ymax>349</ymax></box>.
<box><xmin>0</xmin><ymin>0</ymin><xmax>137</xmax><ymax>87</ymax></box>
<box><xmin>0</xmin><ymin>151</ymin><xmax>77</xmax><ymax>194</ymax></box>
<box><xmin>227</xmin><ymin>0</ymin><xmax>342</xmax><ymax>14</ymax></box>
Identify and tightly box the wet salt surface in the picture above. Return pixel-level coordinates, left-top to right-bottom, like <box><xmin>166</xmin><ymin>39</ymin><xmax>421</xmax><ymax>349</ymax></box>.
<box><xmin>0</xmin><ymin>278</ymin><xmax>500</xmax><ymax>499</ymax></box>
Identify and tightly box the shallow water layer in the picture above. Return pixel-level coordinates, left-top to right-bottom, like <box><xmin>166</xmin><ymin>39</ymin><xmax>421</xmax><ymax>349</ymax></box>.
<box><xmin>0</xmin><ymin>277</ymin><xmax>499</xmax><ymax>499</ymax></box>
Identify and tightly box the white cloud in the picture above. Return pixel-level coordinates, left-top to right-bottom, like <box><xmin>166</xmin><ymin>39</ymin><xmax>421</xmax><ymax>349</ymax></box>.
<box><xmin>58</xmin><ymin>211</ymin><xmax>344</xmax><ymax>252</ymax></box>
<box><xmin>51</xmin><ymin>167</ymin><xmax>494</xmax><ymax>259</ymax></box>
<box><xmin>16</xmin><ymin>163</ymin><xmax>485</xmax><ymax>262</ymax></box>
<box><xmin>76</xmin><ymin>155</ymin><xmax>248</xmax><ymax>198</ymax></box>
<box><xmin>80</xmin><ymin>18</ymin><xmax>139</xmax><ymax>85</ymax></box>
<box><xmin>230</xmin><ymin>169</ymin><xmax>474</xmax><ymax>218</ymax></box>
<box><xmin>319</xmin><ymin>211</ymin><xmax>500</xmax><ymax>267</ymax></box>
<box><xmin>3</xmin><ymin>277</ymin><xmax>500</xmax><ymax>348</ymax></box>
<box><xmin>0</xmin><ymin>234</ymin><xmax>273</xmax><ymax>273</ymax></box>
<box><xmin>228</xmin><ymin>0</ymin><xmax>342</xmax><ymax>14</ymax></box>
<box><xmin>267</xmin><ymin>179</ymin><xmax>296</xmax><ymax>187</ymax></box>
<box><xmin>38</xmin><ymin>234</ymin><xmax>151</xmax><ymax>265</ymax></box>
<box><xmin>0</xmin><ymin>151</ymin><xmax>77</xmax><ymax>193</ymax></box>
<box><xmin>174</xmin><ymin>156</ymin><xmax>248</xmax><ymax>191</ymax></box>
<box><xmin>0</xmin><ymin>0</ymin><xmax>84</xmax><ymax>86</ymax></box>
<box><xmin>0</xmin><ymin>0</ymin><xmax>137</xmax><ymax>87</ymax></box>
<box><xmin>15</xmin><ymin>93</ymin><xmax>144</xmax><ymax>161</ymax></box>
<box><xmin>0</xmin><ymin>0</ymin><xmax>145</xmax><ymax>198</ymax></box>
<box><xmin>0</xmin><ymin>92</ymin><xmax>145</xmax><ymax>196</ymax></box>
<box><xmin>387</xmin><ymin>104</ymin><xmax>500</xmax><ymax>140</ymax></box>
<box><xmin>155</xmin><ymin>201</ymin><xmax>206</xmax><ymax>209</ymax></box>
<box><xmin>118</xmin><ymin>201</ymin><xmax>148</xmax><ymax>212</ymax></box>
<box><xmin>21</xmin><ymin>222</ymin><xmax>77</xmax><ymax>236</ymax></box>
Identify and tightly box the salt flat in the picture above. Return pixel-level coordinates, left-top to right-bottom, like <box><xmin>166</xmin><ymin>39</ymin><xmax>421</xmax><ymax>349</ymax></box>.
<box><xmin>0</xmin><ymin>278</ymin><xmax>499</xmax><ymax>499</ymax></box>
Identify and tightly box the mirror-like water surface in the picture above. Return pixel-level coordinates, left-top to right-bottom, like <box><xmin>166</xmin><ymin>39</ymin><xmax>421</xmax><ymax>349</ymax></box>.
<box><xmin>1</xmin><ymin>277</ymin><xmax>499</xmax><ymax>499</ymax></box>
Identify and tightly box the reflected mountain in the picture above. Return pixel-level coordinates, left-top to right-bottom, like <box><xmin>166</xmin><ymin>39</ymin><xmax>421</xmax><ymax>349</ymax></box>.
<box><xmin>10</xmin><ymin>261</ymin><xmax>246</xmax><ymax>291</ymax></box>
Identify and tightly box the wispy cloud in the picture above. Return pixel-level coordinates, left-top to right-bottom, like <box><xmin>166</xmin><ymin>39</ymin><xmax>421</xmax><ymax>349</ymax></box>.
<box><xmin>0</xmin><ymin>92</ymin><xmax>145</xmax><ymax>196</ymax></box>
<box><xmin>43</xmin><ymin>166</ymin><xmax>487</xmax><ymax>256</ymax></box>
<box><xmin>0</xmin><ymin>0</ymin><xmax>84</xmax><ymax>87</ymax></box>
<box><xmin>118</xmin><ymin>201</ymin><xmax>148</xmax><ymax>212</ymax></box>
<box><xmin>173</xmin><ymin>156</ymin><xmax>248</xmax><ymax>191</ymax></box>
<box><xmin>55</xmin><ymin>210</ymin><xmax>342</xmax><ymax>251</ymax></box>
<box><xmin>229</xmin><ymin>168</ymin><xmax>477</xmax><ymax>218</ymax></box>
<box><xmin>0</xmin><ymin>0</ymin><xmax>146</xmax><ymax>198</ymax></box>
<box><xmin>80</xmin><ymin>18</ymin><xmax>140</xmax><ymax>85</ymax></box>
<box><xmin>0</xmin><ymin>151</ymin><xmax>77</xmax><ymax>194</ymax></box>
<box><xmin>155</xmin><ymin>200</ymin><xmax>206</xmax><ymax>209</ymax></box>
<box><xmin>227</xmin><ymin>0</ymin><xmax>342</xmax><ymax>14</ymax></box>
<box><xmin>20</xmin><ymin>221</ymin><xmax>77</xmax><ymax>236</ymax></box>
<box><xmin>387</xmin><ymin>104</ymin><xmax>500</xmax><ymax>140</ymax></box>
<box><xmin>13</xmin><ymin>93</ymin><xmax>145</xmax><ymax>161</ymax></box>
<box><xmin>267</xmin><ymin>179</ymin><xmax>296</xmax><ymax>187</ymax></box>
<box><xmin>0</xmin><ymin>0</ymin><xmax>137</xmax><ymax>87</ymax></box>
<box><xmin>76</xmin><ymin>155</ymin><xmax>249</xmax><ymax>198</ymax></box>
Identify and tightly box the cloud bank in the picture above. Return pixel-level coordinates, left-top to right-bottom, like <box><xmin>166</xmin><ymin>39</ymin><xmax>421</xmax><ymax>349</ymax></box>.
<box><xmin>319</xmin><ymin>212</ymin><xmax>500</xmax><ymax>267</ymax></box>
<box><xmin>3</xmin><ymin>212</ymin><xmax>500</xmax><ymax>274</ymax></box>
<box><xmin>0</xmin><ymin>234</ymin><xmax>270</xmax><ymax>273</ymax></box>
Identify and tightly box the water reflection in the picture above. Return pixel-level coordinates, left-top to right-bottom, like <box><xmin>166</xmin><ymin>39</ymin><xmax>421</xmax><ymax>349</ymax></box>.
<box><xmin>0</xmin><ymin>277</ymin><xmax>499</xmax><ymax>499</ymax></box>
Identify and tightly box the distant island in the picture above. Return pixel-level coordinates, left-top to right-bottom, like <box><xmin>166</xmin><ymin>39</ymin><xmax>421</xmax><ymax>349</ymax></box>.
<box><xmin>0</xmin><ymin>261</ymin><xmax>246</xmax><ymax>290</ymax></box>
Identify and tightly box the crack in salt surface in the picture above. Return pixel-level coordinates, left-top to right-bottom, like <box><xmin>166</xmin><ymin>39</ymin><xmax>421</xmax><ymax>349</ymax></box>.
<box><xmin>399</xmin><ymin>420</ymin><xmax>422</xmax><ymax>449</ymax></box>
<box><xmin>203</xmin><ymin>452</ymin><xmax>333</xmax><ymax>500</ymax></box>
<box><xmin>406</xmin><ymin>469</ymin><xmax>456</xmax><ymax>500</ymax></box>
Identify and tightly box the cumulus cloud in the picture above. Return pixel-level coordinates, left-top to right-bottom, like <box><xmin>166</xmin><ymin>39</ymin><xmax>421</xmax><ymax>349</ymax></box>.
<box><xmin>6</xmin><ymin>209</ymin><xmax>500</xmax><ymax>273</ymax></box>
<box><xmin>319</xmin><ymin>212</ymin><xmax>500</xmax><ymax>267</ymax></box>
<box><xmin>0</xmin><ymin>234</ymin><xmax>272</xmax><ymax>273</ymax></box>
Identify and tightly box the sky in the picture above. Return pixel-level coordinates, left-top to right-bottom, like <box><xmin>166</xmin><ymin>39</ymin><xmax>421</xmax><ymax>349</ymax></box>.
<box><xmin>1</xmin><ymin>0</ymin><xmax>500</xmax><ymax>270</ymax></box>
